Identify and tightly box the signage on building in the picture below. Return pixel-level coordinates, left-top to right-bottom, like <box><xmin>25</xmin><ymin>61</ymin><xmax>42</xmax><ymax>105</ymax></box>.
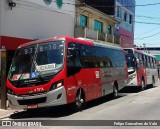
<box><xmin>43</xmin><ymin>0</ymin><xmax>52</xmax><ymax>5</ymax></box>
<box><xmin>43</xmin><ymin>0</ymin><xmax>63</xmax><ymax>8</ymax></box>
<box><xmin>56</xmin><ymin>0</ymin><xmax>63</xmax><ymax>8</ymax></box>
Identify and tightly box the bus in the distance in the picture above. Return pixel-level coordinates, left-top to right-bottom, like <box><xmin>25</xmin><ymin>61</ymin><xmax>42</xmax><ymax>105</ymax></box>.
<box><xmin>7</xmin><ymin>36</ymin><xmax>128</xmax><ymax>111</ymax></box>
<box><xmin>123</xmin><ymin>48</ymin><xmax>158</xmax><ymax>90</ymax></box>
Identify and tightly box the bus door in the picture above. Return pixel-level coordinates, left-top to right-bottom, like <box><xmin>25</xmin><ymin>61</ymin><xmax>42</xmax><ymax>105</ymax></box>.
<box><xmin>66</xmin><ymin>42</ymin><xmax>96</xmax><ymax>102</ymax></box>
<box><xmin>66</xmin><ymin>45</ymin><xmax>83</xmax><ymax>103</ymax></box>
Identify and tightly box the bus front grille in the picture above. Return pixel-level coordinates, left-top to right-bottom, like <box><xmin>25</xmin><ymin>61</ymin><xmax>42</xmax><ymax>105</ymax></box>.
<box><xmin>18</xmin><ymin>97</ymin><xmax>47</xmax><ymax>105</ymax></box>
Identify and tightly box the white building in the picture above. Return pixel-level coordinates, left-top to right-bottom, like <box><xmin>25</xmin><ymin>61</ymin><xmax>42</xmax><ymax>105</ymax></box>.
<box><xmin>0</xmin><ymin>0</ymin><xmax>75</xmax><ymax>50</ymax></box>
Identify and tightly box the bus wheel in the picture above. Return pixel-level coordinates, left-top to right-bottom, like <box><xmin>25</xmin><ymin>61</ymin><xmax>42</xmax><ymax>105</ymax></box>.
<box><xmin>140</xmin><ymin>79</ymin><xmax>146</xmax><ymax>91</ymax></box>
<box><xmin>151</xmin><ymin>77</ymin><xmax>155</xmax><ymax>87</ymax></box>
<box><xmin>113</xmin><ymin>84</ymin><xmax>118</xmax><ymax>99</ymax></box>
<box><xmin>74</xmin><ymin>89</ymin><xmax>85</xmax><ymax>111</ymax></box>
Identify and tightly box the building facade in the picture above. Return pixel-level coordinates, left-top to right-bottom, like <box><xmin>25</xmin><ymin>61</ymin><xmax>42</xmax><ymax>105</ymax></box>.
<box><xmin>0</xmin><ymin>0</ymin><xmax>75</xmax><ymax>50</ymax></box>
<box><xmin>0</xmin><ymin>0</ymin><xmax>121</xmax><ymax>49</ymax></box>
<box><xmin>75</xmin><ymin>5</ymin><xmax>120</xmax><ymax>46</ymax></box>
<box><xmin>115</xmin><ymin>0</ymin><xmax>135</xmax><ymax>48</ymax></box>
<box><xmin>83</xmin><ymin>0</ymin><xmax>136</xmax><ymax>48</ymax></box>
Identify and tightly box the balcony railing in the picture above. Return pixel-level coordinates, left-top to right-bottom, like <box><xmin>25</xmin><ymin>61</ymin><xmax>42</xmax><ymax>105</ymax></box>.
<box><xmin>106</xmin><ymin>33</ymin><xmax>113</xmax><ymax>43</ymax></box>
<box><xmin>75</xmin><ymin>26</ymin><xmax>120</xmax><ymax>45</ymax></box>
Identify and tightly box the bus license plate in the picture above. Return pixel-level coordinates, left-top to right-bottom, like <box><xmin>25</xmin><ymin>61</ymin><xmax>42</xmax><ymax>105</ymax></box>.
<box><xmin>27</xmin><ymin>104</ymin><xmax>38</xmax><ymax>109</ymax></box>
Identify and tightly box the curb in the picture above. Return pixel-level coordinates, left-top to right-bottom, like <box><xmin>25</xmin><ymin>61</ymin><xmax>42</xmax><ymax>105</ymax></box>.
<box><xmin>0</xmin><ymin>110</ymin><xmax>23</xmax><ymax>119</ymax></box>
<box><xmin>0</xmin><ymin>110</ymin><xmax>14</xmax><ymax>119</ymax></box>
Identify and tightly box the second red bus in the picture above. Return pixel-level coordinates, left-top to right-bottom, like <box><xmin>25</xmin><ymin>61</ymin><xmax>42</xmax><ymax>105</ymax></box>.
<box><xmin>124</xmin><ymin>48</ymin><xmax>158</xmax><ymax>90</ymax></box>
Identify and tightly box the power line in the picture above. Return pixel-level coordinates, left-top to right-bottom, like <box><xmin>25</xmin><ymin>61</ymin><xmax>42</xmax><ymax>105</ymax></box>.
<box><xmin>52</xmin><ymin>0</ymin><xmax>76</xmax><ymax>6</ymax></box>
<box><xmin>20</xmin><ymin>3</ymin><xmax>74</xmax><ymax>15</ymax></box>
<box><xmin>133</xmin><ymin>21</ymin><xmax>160</xmax><ymax>25</ymax></box>
<box><xmin>130</xmin><ymin>2</ymin><xmax>160</xmax><ymax>7</ymax></box>
<box><xmin>17</xmin><ymin>0</ymin><xmax>76</xmax><ymax>16</ymax></box>
<box><xmin>19</xmin><ymin>1</ymin><xmax>160</xmax><ymax>8</ymax></box>
<box><xmin>136</xmin><ymin>31</ymin><xmax>160</xmax><ymax>40</ymax></box>
<box><xmin>135</xmin><ymin>15</ymin><xmax>160</xmax><ymax>20</ymax></box>
<box><xmin>135</xmin><ymin>26</ymin><xmax>160</xmax><ymax>37</ymax></box>
<box><xmin>18</xmin><ymin>1</ymin><xmax>160</xmax><ymax>28</ymax></box>
<box><xmin>84</xmin><ymin>2</ymin><xmax>160</xmax><ymax>8</ymax></box>
<box><xmin>16</xmin><ymin>0</ymin><xmax>160</xmax><ymax>21</ymax></box>
<box><xmin>18</xmin><ymin>2</ymin><xmax>159</xmax><ymax>27</ymax></box>
<box><xmin>135</xmin><ymin>18</ymin><xmax>160</xmax><ymax>23</ymax></box>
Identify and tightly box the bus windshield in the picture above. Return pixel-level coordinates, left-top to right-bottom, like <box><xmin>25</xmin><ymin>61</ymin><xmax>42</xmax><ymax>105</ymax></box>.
<box><xmin>126</xmin><ymin>54</ymin><xmax>136</xmax><ymax>72</ymax></box>
<box><xmin>8</xmin><ymin>40</ymin><xmax>65</xmax><ymax>81</ymax></box>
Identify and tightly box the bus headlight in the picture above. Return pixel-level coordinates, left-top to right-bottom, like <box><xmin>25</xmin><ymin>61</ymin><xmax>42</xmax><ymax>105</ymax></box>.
<box><xmin>132</xmin><ymin>76</ymin><xmax>136</xmax><ymax>79</ymax></box>
<box><xmin>49</xmin><ymin>80</ymin><xmax>63</xmax><ymax>91</ymax></box>
<box><xmin>7</xmin><ymin>89</ymin><xmax>15</xmax><ymax>95</ymax></box>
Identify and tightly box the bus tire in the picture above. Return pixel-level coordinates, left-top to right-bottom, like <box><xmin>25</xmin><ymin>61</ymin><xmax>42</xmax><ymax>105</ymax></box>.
<box><xmin>140</xmin><ymin>78</ymin><xmax>146</xmax><ymax>91</ymax></box>
<box><xmin>74</xmin><ymin>88</ymin><xmax>86</xmax><ymax>111</ymax></box>
<box><xmin>151</xmin><ymin>76</ymin><xmax>155</xmax><ymax>88</ymax></box>
<box><xmin>113</xmin><ymin>83</ymin><xmax>118</xmax><ymax>99</ymax></box>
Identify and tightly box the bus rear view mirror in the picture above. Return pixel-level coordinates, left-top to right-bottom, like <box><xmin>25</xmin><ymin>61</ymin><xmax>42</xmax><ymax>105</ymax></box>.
<box><xmin>67</xmin><ymin>49</ymin><xmax>76</xmax><ymax>58</ymax></box>
<box><xmin>136</xmin><ymin>58</ymin><xmax>140</xmax><ymax>64</ymax></box>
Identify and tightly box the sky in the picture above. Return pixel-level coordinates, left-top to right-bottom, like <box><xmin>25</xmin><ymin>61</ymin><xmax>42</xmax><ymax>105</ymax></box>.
<box><xmin>134</xmin><ymin>0</ymin><xmax>160</xmax><ymax>47</ymax></box>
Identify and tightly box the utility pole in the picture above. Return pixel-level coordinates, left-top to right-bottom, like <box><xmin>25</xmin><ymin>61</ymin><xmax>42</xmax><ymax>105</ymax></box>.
<box><xmin>143</xmin><ymin>43</ymin><xmax>146</xmax><ymax>52</ymax></box>
<box><xmin>1</xmin><ymin>49</ymin><xmax>7</xmax><ymax>109</ymax></box>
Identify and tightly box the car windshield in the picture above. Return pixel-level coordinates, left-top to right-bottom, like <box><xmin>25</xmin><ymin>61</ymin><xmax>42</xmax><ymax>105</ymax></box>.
<box><xmin>8</xmin><ymin>40</ymin><xmax>65</xmax><ymax>81</ymax></box>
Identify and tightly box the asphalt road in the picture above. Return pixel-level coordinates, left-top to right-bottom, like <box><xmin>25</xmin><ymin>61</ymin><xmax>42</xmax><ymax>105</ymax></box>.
<box><xmin>2</xmin><ymin>82</ymin><xmax>160</xmax><ymax>129</ymax></box>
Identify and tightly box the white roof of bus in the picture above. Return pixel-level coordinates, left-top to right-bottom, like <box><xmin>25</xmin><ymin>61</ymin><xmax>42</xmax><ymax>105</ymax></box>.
<box><xmin>124</xmin><ymin>48</ymin><xmax>155</xmax><ymax>58</ymax></box>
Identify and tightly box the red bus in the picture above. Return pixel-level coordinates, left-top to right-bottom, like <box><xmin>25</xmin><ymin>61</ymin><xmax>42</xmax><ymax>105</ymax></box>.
<box><xmin>123</xmin><ymin>48</ymin><xmax>158</xmax><ymax>90</ymax></box>
<box><xmin>7</xmin><ymin>36</ymin><xmax>128</xmax><ymax>110</ymax></box>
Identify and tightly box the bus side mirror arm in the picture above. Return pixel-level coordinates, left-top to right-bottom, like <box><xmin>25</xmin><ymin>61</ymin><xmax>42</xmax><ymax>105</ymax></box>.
<box><xmin>136</xmin><ymin>58</ymin><xmax>140</xmax><ymax>64</ymax></box>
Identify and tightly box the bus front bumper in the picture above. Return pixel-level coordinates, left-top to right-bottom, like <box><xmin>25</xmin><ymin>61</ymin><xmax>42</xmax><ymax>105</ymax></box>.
<box><xmin>127</xmin><ymin>75</ymin><xmax>137</xmax><ymax>86</ymax></box>
<box><xmin>7</xmin><ymin>86</ymin><xmax>67</xmax><ymax>109</ymax></box>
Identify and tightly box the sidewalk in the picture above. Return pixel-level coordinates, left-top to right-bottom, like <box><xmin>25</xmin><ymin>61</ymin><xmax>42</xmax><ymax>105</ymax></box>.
<box><xmin>0</xmin><ymin>86</ymin><xmax>23</xmax><ymax>119</ymax></box>
<box><xmin>0</xmin><ymin>100</ymin><xmax>22</xmax><ymax>119</ymax></box>
<box><xmin>0</xmin><ymin>108</ymin><xmax>17</xmax><ymax>119</ymax></box>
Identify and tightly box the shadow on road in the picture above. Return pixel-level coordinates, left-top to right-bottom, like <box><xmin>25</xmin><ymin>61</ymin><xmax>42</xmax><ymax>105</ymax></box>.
<box><xmin>120</xmin><ymin>86</ymin><xmax>140</xmax><ymax>93</ymax></box>
<box><xmin>9</xmin><ymin>94</ymin><xmax>124</xmax><ymax>119</ymax></box>
<box><xmin>9</xmin><ymin>85</ymin><xmax>156</xmax><ymax>119</ymax></box>
<box><xmin>120</xmin><ymin>85</ymin><xmax>156</xmax><ymax>93</ymax></box>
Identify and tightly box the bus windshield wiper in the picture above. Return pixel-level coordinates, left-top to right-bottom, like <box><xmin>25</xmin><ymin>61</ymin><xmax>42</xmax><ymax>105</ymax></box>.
<box><xmin>32</xmin><ymin>60</ymin><xmax>45</xmax><ymax>84</ymax></box>
<box><xmin>31</xmin><ymin>44</ymin><xmax>45</xmax><ymax>84</ymax></box>
<box><xmin>16</xmin><ymin>73</ymin><xmax>25</xmax><ymax>86</ymax></box>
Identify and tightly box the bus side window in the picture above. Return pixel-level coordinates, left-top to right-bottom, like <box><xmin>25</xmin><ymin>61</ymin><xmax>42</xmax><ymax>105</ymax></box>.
<box><xmin>142</xmin><ymin>55</ymin><xmax>146</xmax><ymax>67</ymax></box>
<box><xmin>67</xmin><ymin>48</ymin><xmax>81</xmax><ymax>68</ymax></box>
<box><xmin>151</xmin><ymin>58</ymin><xmax>153</xmax><ymax>69</ymax></box>
<box><xmin>67</xmin><ymin>43</ymin><xmax>82</xmax><ymax>77</ymax></box>
<box><xmin>148</xmin><ymin>57</ymin><xmax>151</xmax><ymax>68</ymax></box>
<box><xmin>154</xmin><ymin>59</ymin><xmax>157</xmax><ymax>68</ymax></box>
<box><xmin>153</xmin><ymin>58</ymin><xmax>155</xmax><ymax>69</ymax></box>
<box><xmin>145</xmin><ymin>56</ymin><xmax>148</xmax><ymax>68</ymax></box>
